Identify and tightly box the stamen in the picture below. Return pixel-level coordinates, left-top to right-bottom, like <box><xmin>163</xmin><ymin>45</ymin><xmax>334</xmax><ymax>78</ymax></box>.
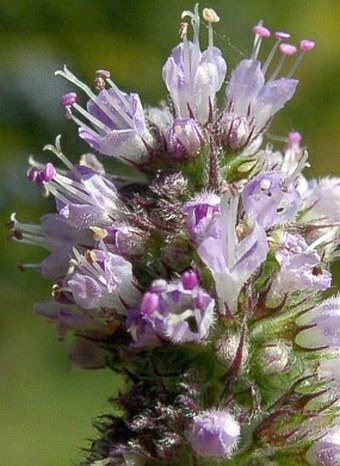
<box><xmin>17</xmin><ymin>262</ymin><xmax>41</xmax><ymax>272</ymax></box>
<box><xmin>72</xmin><ymin>102</ymin><xmax>112</xmax><ymax>133</ymax></box>
<box><xmin>91</xmin><ymin>227</ymin><xmax>108</xmax><ymax>241</ymax></box>
<box><xmin>27</xmin><ymin>166</ymin><xmax>38</xmax><ymax>182</ymax></box>
<box><xmin>268</xmin><ymin>43</ymin><xmax>297</xmax><ymax>81</ymax></box>
<box><xmin>286</xmin><ymin>39</ymin><xmax>316</xmax><ymax>78</ymax></box>
<box><xmin>42</xmin><ymin>163</ymin><xmax>56</xmax><ymax>183</ymax></box>
<box><xmin>139</xmin><ymin>292</ymin><xmax>159</xmax><ymax>316</ymax></box>
<box><xmin>94</xmin><ymin>70</ymin><xmax>110</xmax><ymax>92</ymax></box>
<box><xmin>56</xmin><ymin>66</ymin><xmax>133</xmax><ymax>129</ymax></box>
<box><xmin>251</xmin><ymin>22</ymin><xmax>271</xmax><ymax>60</ymax></box>
<box><xmin>194</xmin><ymin>290</ymin><xmax>204</xmax><ymax>309</ymax></box>
<box><xmin>262</xmin><ymin>30</ymin><xmax>290</xmax><ymax>74</ymax></box>
<box><xmin>290</xmin><ymin>149</ymin><xmax>310</xmax><ymax>181</ymax></box>
<box><xmin>275</xmin><ymin>31</ymin><xmax>291</xmax><ymax>41</ymax></box>
<box><xmin>60</xmin><ymin>92</ymin><xmax>77</xmax><ymax>108</ymax></box>
<box><xmin>179</xmin><ymin>22</ymin><xmax>188</xmax><ymax>40</ymax></box>
<box><xmin>85</xmin><ymin>250</ymin><xmax>97</xmax><ymax>263</ymax></box>
<box><xmin>287</xmin><ymin>131</ymin><xmax>302</xmax><ymax>145</ymax></box>
<box><xmin>203</xmin><ymin>8</ymin><xmax>220</xmax><ymax>48</ymax></box>
<box><xmin>182</xmin><ymin>3</ymin><xmax>200</xmax><ymax>73</ymax></box>
<box><xmin>182</xmin><ymin>270</ymin><xmax>199</xmax><ymax>290</ymax></box>
<box><xmin>43</xmin><ymin>135</ymin><xmax>74</xmax><ymax>171</ymax></box>
<box><xmin>60</xmin><ymin>92</ymin><xmax>77</xmax><ymax>120</ymax></box>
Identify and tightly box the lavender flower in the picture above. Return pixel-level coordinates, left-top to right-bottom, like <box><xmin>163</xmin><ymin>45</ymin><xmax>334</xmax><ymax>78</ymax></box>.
<box><xmin>301</xmin><ymin>177</ymin><xmax>340</xmax><ymax>224</ymax></box>
<box><xmin>295</xmin><ymin>296</ymin><xmax>340</xmax><ymax>349</ymax></box>
<box><xmin>270</xmin><ymin>232</ymin><xmax>332</xmax><ymax>298</ymax></box>
<box><xmin>162</xmin><ymin>4</ymin><xmax>226</xmax><ymax>124</ymax></box>
<box><xmin>221</xmin><ymin>26</ymin><xmax>310</xmax><ymax>150</ymax></box>
<box><xmin>242</xmin><ymin>171</ymin><xmax>302</xmax><ymax>228</ymax></box>
<box><xmin>10</xmin><ymin>5</ymin><xmax>337</xmax><ymax>466</ymax></box>
<box><xmin>198</xmin><ymin>194</ymin><xmax>268</xmax><ymax>312</ymax></box>
<box><xmin>305</xmin><ymin>426</ymin><xmax>340</xmax><ymax>466</ymax></box>
<box><xmin>129</xmin><ymin>273</ymin><xmax>215</xmax><ymax>344</ymax></box>
<box><xmin>57</xmin><ymin>68</ymin><xmax>153</xmax><ymax>164</ymax></box>
<box><xmin>190</xmin><ymin>410</ymin><xmax>240</xmax><ymax>458</ymax></box>
<box><xmin>65</xmin><ymin>247</ymin><xmax>140</xmax><ymax>312</ymax></box>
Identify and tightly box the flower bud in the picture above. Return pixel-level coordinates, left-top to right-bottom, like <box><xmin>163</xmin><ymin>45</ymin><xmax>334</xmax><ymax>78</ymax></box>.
<box><xmin>305</xmin><ymin>426</ymin><xmax>340</xmax><ymax>465</ymax></box>
<box><xmin>215</xmin><ymin>333</ymin><xmax>248</xmax><ymax>370</ymax></box>
<box><xmin>220</xmin><ymin>114</ymin><xmax>250</xmax><ymax>149</ymax></box>
<box><xmin>190</xmin><ymin>410</ymin><xmax>240</xmax><ymax>458</ymax></box>
<box><xmin>257</xmin><ymin>341</ymin><xmax>290</xmax><ymax>375</ymax></box>
<box><xmin>166</xmin><ymin>118</ymin><xmax>203</xmax><ymax>159</ymax></box>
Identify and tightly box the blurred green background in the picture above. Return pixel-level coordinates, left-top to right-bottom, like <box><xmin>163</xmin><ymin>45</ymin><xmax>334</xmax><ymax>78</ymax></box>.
<box><xmin>0</xmin><ymin>1</ymin><xmax>339</xmax><ymax>465</ymax></box>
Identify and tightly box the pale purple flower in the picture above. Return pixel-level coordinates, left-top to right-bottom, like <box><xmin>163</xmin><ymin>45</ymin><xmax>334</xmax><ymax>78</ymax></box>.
<box><xmin>318</xmin><ymin>358</ymin><xmax>340</xmax><ymax>388</ymax></box>
<box><xmin>28</xmin><ymin>162</ymin><xmax>123</xmax><ymax>227</ymax></box>
<box><xmin>242</xmin><ymin>171</ymin><xmax>302</xmax><ymax>229</ymax></box>
<box><xmin>270</xmin><ymin>232</ymin><xmax>332</xmax><ymax>297</ymax></box>
<box><xmin>162</xmin><ymin>4</ymin><xmax>226</xmax><ymax>124</ymax></box>
<box><xmin>165</xmin><ymin>118</ymin><xmax>203</xmax><ymax>159</ymax></box>
<box><xmin>225</xmin><ymin>59</ymin><xmax>297</xmax><ymax>137</ymax></box>
<box><xmin>198</xmin><ymin>194</ymin><xmax>268</xmax><ymax>312</ymax></box>
<box><xmin>301</xmin><ymin>177</ymin><xmax>340</xmax><ymax>224</ymax></box>
<box><xmin>295</xmin><ymin>296</ymin><xmax>340</xmax><ymax>349</ymax></box>
<box><xmin>125</xmin><ymin>308</ymin><xmax>162</xmax><ymax>349</ymax></box>
<box><xmin>130</xmin><ymin>273</ymin><xmax>215</xmax><ymax>344</ymax></box>
<box><xmin>222</xmin><ymin>27</ymin><xmax>299</xmax><ymax>149</ymax></box>
<box><xmin>7</xmin><ymin>212</ymin><xmax>94</xmax><ymax>280</ymax></box>
<box><xmin>34</xmin><ymin>301</ymin><xmax>108</xmax><ymax>341</ymax></box>
<box><xmin>66</xmin><ymin>247</ymin><xmax>140</xmax><ymax>312</ymax></box>
<box><xmin>182</xmin><ymin>192</ymin><xmax>220</xmax><ymax>244</ymax></box>
<box><xmin>57</xmin><ymin>67</ymin><xmax>152</xmax><ymax>164</ymax></box>
<box><xmin>190</xmin><ymin>410</ymin><xmax>240</xmax><ymax>458</ymax></box>
<box><xmin>306</xmin><ymin>426</ymin><xmax>340</xmax><ymax>466</ymax></box>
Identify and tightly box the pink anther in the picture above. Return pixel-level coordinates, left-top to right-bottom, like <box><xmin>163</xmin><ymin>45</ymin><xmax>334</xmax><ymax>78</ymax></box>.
<box><xmin>300</xmin><ymin>40</ymin><xmax>315</xmax><ymax>51</ymax></box>
<box><xmin>252</xmin><ymin>24</ymin><xmax>271</xmax><ymax>38</ymax></box>
<box><xmin>279</xmin><ymin>43</ymin><xmax>297</xmax><ymax>56</ymax></box>
<box><xmin>59</xmin><ymin>92</ymin><xmax>77</xmax><ymax>108</ymax></box>
<box><xmin>275</xmin><ymin>31</ymin><xmax>290</xmax><ymax>41</ymax></box>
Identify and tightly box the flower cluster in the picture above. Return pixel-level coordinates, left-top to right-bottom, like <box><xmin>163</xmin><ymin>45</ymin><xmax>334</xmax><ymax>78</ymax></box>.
<box><xmin>8</xmin><ymin>5</ymin><xmax>340</xmax><ymax>466</ymax></box>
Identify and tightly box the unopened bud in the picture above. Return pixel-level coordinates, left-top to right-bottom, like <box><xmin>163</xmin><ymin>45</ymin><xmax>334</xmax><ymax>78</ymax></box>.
<box><xmin>215</xmin><ymin>333</ymin><xmax>248</xmax><ymax>370</ymax></box>
<box><xmin>258</xmin><ymin>341</ymin><xmax>290</xmax><ymax>375</ymax></box>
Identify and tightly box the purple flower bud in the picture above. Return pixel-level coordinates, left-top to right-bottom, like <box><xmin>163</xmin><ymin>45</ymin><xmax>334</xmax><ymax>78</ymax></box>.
<box><xmin>305</xmin><ymin>426</ymin><xmax>340</xmax><ymax>466</ymax></box>
<box><xmin>295</xmin><ymin>296</ymin><xmax>340</xmax><ymax>349</ymax></box>
<box><xmin>182</xmin><ymin>192</ymin><xmax>220</xmax><ymax>244</ymax></box>
<box><xmin>165</xmin><ymin>118</ymin><xmax>203</xmax><ymax>159</ymax></box>
<box><xmin>220</xmin><ymin>114</ymin><xmax>250</xmax><ymax>150</ymax></box>
<box><xmin>190</xmin><ymin>410</ymin><xmax>240</xmax><ymax>458</ymax></box>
